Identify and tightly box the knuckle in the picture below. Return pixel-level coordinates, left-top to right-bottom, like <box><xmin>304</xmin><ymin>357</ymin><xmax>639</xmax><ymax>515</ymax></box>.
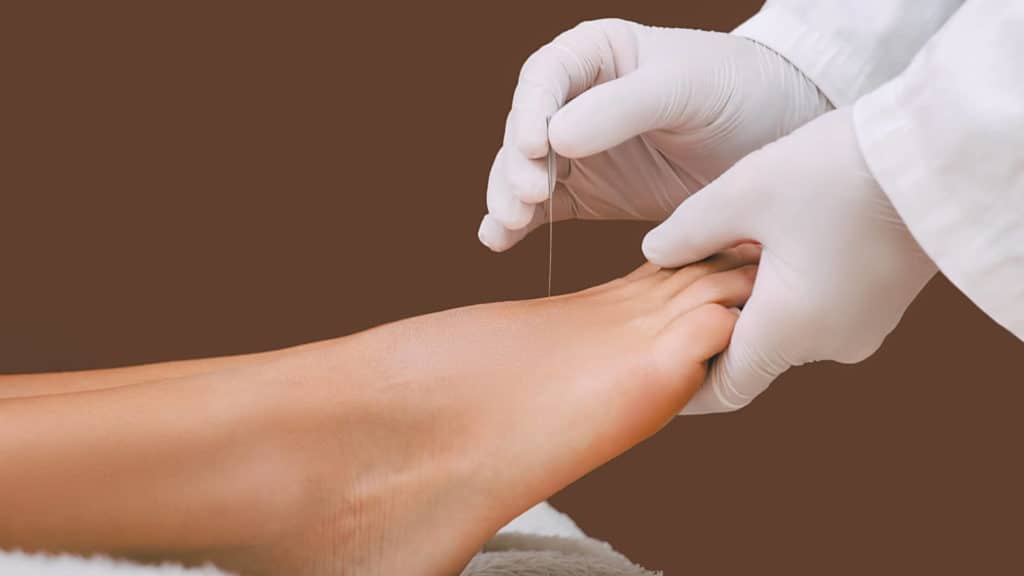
<box><xmin>517</xmin><ymin>48</ymin><xmax>551</xmax><ymax>83</ymax></box>
<box><xmin>506</xmin><ymin>167</ymin><xmax>542</xmax><ymax>202</ymax></box>
<box><xmin>572</xmin><ymin>17</ymin><xmax>625</xmax><ymax>34</ymax></box>
<box><xmin>567</xmin><ymin>19</ymin><xmax>603</xmax><ymax>36</ymax></box>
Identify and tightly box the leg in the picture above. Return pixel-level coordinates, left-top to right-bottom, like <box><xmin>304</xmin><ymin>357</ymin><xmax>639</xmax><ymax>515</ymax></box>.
<box><xmin>0</xmin><ymin>247</ymin><xmax>758</xmax><ymax>575</ymax></box>
<box><xmin>207</xmin><ymin>246</ymin><xmax>759</xmax><ymax>575</ymax></box>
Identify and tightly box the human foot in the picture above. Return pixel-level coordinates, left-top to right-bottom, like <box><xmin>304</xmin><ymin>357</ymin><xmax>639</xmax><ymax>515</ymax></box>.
<box><xmin>207</xmin><ymin>246</ymin><xmax>759</xmax><ymax>575</ymax></box>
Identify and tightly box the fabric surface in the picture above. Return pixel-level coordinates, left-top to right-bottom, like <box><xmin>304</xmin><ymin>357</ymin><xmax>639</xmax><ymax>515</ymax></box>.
<box><xmin>734</xmin><ymin>0</ymin><xmax>960</xmax><ymax>105</ymax></box>
<box><xmin>466</xmin><ymin>502</ymin><xmax>658</xmax><ymax>576</ymax></box>
<box><xmin>0</xmin><ymin>502</ymin><xmax>656</xmax><ymax>576</ymax></box>
<box><xmin>854</xmin><ymin>0</ymin><xmax>1024</xmax><ymax>340</ymax></box>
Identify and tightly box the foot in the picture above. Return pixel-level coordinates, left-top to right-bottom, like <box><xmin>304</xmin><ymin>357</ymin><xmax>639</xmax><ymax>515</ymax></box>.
<box><xmin>208</xmin><ymin>246</ymin><xmax>759</xmax><ymax>575</ymax></box>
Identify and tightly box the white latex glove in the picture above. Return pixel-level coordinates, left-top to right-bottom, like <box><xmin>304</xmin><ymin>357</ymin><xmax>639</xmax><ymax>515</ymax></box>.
<box><xmin>643</xmin><ymin>108</ymin><xmax>938</xmax><ymax>414</ymax></box>
<box><xmin>478</xmin><ymin>18</ymin><xmax>831</xmax><ymax>251</ymax></box>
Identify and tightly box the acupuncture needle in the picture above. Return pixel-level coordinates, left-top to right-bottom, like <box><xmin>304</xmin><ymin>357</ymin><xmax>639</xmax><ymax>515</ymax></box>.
<box><xmin>546</xmin><ymin>117</ymin><xmax>555</xmax><ymax>297</ymax></box>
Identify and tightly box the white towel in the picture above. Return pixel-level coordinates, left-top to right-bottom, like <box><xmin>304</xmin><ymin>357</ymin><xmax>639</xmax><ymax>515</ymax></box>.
<box><xmin>0</xmin><ymin>502</ymin><xmax>656</xmax><ymax>576</ymax></box>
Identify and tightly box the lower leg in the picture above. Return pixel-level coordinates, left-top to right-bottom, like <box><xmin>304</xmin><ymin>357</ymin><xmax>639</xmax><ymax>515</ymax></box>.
<box><xmin>0</xmin><ymin>246</ymin><xmax>757</xmax><ymax>576</ymax></box>
<box><xmin>209</xmin><ymin>246</ymin><xmax>758</xmax><ymax>575</ymax></box>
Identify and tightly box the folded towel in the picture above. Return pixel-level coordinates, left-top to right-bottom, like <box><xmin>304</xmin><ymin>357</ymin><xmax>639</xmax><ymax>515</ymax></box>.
<box><xmin>465</xmin><ymin>502</ymin><xmax>659</xmax><ymax>576</ymax></box>
<box><xmin>0</xmin><ymin>502</ymin><xmax>656</xmax><ymax>576</ymax></box>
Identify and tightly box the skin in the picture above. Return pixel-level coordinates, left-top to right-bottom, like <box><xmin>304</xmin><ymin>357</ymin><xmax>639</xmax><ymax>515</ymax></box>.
<box><xmin>0</xmin><ymin>353</ymin><xmax>270</xmax><ymax>399</ymax></box>
<box><xmin>0</xmin><ymin>246</ymin><xmax>758</xmax><ymax>575</ymax></box>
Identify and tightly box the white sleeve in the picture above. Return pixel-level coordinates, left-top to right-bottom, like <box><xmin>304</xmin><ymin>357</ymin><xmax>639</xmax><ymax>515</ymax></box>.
<box><xmin>733</xmin><ymin>0</ymin><xmax>962</xmax><ymax>106</ymax></box>
<box><xmin>854</xmin><ymin>0</ymin><xmax>1024</xmax><ymax>341</ymax></box>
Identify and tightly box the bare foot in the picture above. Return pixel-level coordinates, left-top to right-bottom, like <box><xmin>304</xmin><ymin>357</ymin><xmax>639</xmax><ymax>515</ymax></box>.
<box><xmin>207</xmin><ymin>246</ymin><xmax>759</xmax><ymax>575</ymax></box>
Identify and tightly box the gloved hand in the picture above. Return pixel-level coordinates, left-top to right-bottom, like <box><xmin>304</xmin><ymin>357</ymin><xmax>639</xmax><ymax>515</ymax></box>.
<box><xmin>478</xmin><ymin>18</ymin><xmax>831</xmax><ymax>251</ymax></box>
<box><xmin>643</xmin><ymin>108</ymin><xmax>938</xmax><ymax>414</ymax></box>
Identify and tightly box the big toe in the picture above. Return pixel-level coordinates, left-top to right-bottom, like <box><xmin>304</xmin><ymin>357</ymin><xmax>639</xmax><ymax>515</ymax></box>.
<box><xmin>649</xmin><ymin>303</ymin><xmax>739</xmax><ymax>415</ymax></box>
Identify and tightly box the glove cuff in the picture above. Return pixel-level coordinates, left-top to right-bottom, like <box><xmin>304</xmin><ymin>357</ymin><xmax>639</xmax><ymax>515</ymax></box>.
<box><xmin>732</xmin><ymin>5</ymin><xmax>864</xmax><ymax>107</ymax></box>
<box><xmin>733</xmin><ymin>2</ymin><xmax>958</xmax><ymax>108</ymax></box>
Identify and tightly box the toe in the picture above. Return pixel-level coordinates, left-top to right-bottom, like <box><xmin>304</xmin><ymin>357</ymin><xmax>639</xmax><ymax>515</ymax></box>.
<box><xmin>622</xmin><ymin>262</ymin><xmax>662</xmax><ymax>280</ymax></box>
<box><xmin>656</xmin><ymin>245</ymin><xmax>761</xmax><ymax>297</ymax></box>
<box><xmin>666</xmin><ymin>265</ymin><xmax>757</xmax><ymax>318</ymax></box>
<box><xmin>663</xmin><ymin>303</ymin><xmax>739</xmax><ymax>364</ymax></box>
<box><xmin>646</xmin><ymin>303</ymin><xmax>739</xmax><ymax>414</ymax></box>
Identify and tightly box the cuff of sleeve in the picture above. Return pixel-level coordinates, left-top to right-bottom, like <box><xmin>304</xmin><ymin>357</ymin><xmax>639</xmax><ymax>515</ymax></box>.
<box><xmin>854</xmin><ymin>76</ymin><xmax>1024</xmax><ymax>340</ymax></box>
<box><xmin>733</xmin><ymin>4</ymin><xmax>874</xmax><ymax>107</ymax></box>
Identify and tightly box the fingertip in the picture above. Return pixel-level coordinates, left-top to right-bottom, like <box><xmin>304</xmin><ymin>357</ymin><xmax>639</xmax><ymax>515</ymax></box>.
<box><xmin>548</xmin><ymin>101</ymin><xmax>609</xmax><ymax>159</ymax></box>
<box><xmin>477</xmin><ymin>215</ymin><xmax>500</xmax><ymax>251</ymax></box>
<box><xmin>478</xmin><ymin>215</ymin><xmax>515</xmax><ymax>252</ymax></box>
<box><xmin>641</xmin><ymin>228</ymin><xmax>678</xmax><ymax>268</ymax></box>
<box><xmin>547</xmin><ymin>108</ymin><xmax>585</xmax><ymax>159</ymax></box>
<box><xmin>643</xmin><ymin>186</ymin><xmax>749</xmax><ymax>268</ymax></box>
<box><xmin>641</xmin><ymin>231</ymin><xmax>661</xmax><ymax>263</ymax></box>
<box><xmin>505</xmin><ymin>152</ymin><xmax>550</xmax><ymax>204</ymax></box>
<box><xmin>511</xmin><ymin>105</ymin><xmax>551</xmax><ymax>159</ymax></box>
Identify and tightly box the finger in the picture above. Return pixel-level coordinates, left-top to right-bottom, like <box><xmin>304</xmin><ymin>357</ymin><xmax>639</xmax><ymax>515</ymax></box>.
<box><xmin>680</xmin><ymin>288</ymin><xmax>788</xmax><ymax>415</ymax></box>
<box><xmin>502</xmin><ymin>146</ymin><xmax>550</xmax><ymax>204</ymax></box>
<box><xmin>666</xmin><ymin>265</ymin><xmax>757</xmax><ymax>317</ymax></box>
<box><xmin>511</xmin><ymin>19</ymin><xmax>635</xmax><ymax>159</ymax></box>
<box><xmin>486</xmin><ymin>147</ymin><xmax>536</xmax><ymax>230</ymax></box>
<box><xmin>549</xmin><ymin>69</ymin><xmax>666</xmax><ymax>159</ymax></box>
<box><xmin>642</xmin><ymin>158</ymin><xmax>760</xmax><ymax>268</ymax></box>
<box><xmin>478</xmin><ymin>188</ymin><xmax>575</xmax><ymax>252</ymax></box>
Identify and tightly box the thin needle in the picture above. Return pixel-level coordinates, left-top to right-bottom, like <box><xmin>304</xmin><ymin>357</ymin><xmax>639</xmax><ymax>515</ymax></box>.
<box><xmin>546</xmin><ymin>117</ymin><xmax>555</xmax><ymax>297</ymax></box>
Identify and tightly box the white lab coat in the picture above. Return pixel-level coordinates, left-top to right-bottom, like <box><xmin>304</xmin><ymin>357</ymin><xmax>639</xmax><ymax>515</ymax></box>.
<box><xmin>735</xmin><ymin>0</ymin><xmax>1024</xmax><ymax>341</ymax></box>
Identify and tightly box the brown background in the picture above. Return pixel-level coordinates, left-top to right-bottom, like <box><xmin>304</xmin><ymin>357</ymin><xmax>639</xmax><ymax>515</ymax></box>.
<box><xmin>2</xmin><ymin>2</ymin><xmax>1021</xmax><ymax>574</ymax></box>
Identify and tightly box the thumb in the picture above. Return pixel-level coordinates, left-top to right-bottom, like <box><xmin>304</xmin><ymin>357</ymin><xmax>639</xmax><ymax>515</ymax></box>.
<box><xmin>680</xmin><ymin>285</ymin><xmax>788</xmax><ymax>415</ymax></box>
<box><xmin>549</xmin><ymin>69</ymin><xmax>669</xmax><ymax>158</ymax></box>
<box><xmin>641</xmin><ymin>166</ymin><xmax>757</xmax><ymax>268</ymax></box>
